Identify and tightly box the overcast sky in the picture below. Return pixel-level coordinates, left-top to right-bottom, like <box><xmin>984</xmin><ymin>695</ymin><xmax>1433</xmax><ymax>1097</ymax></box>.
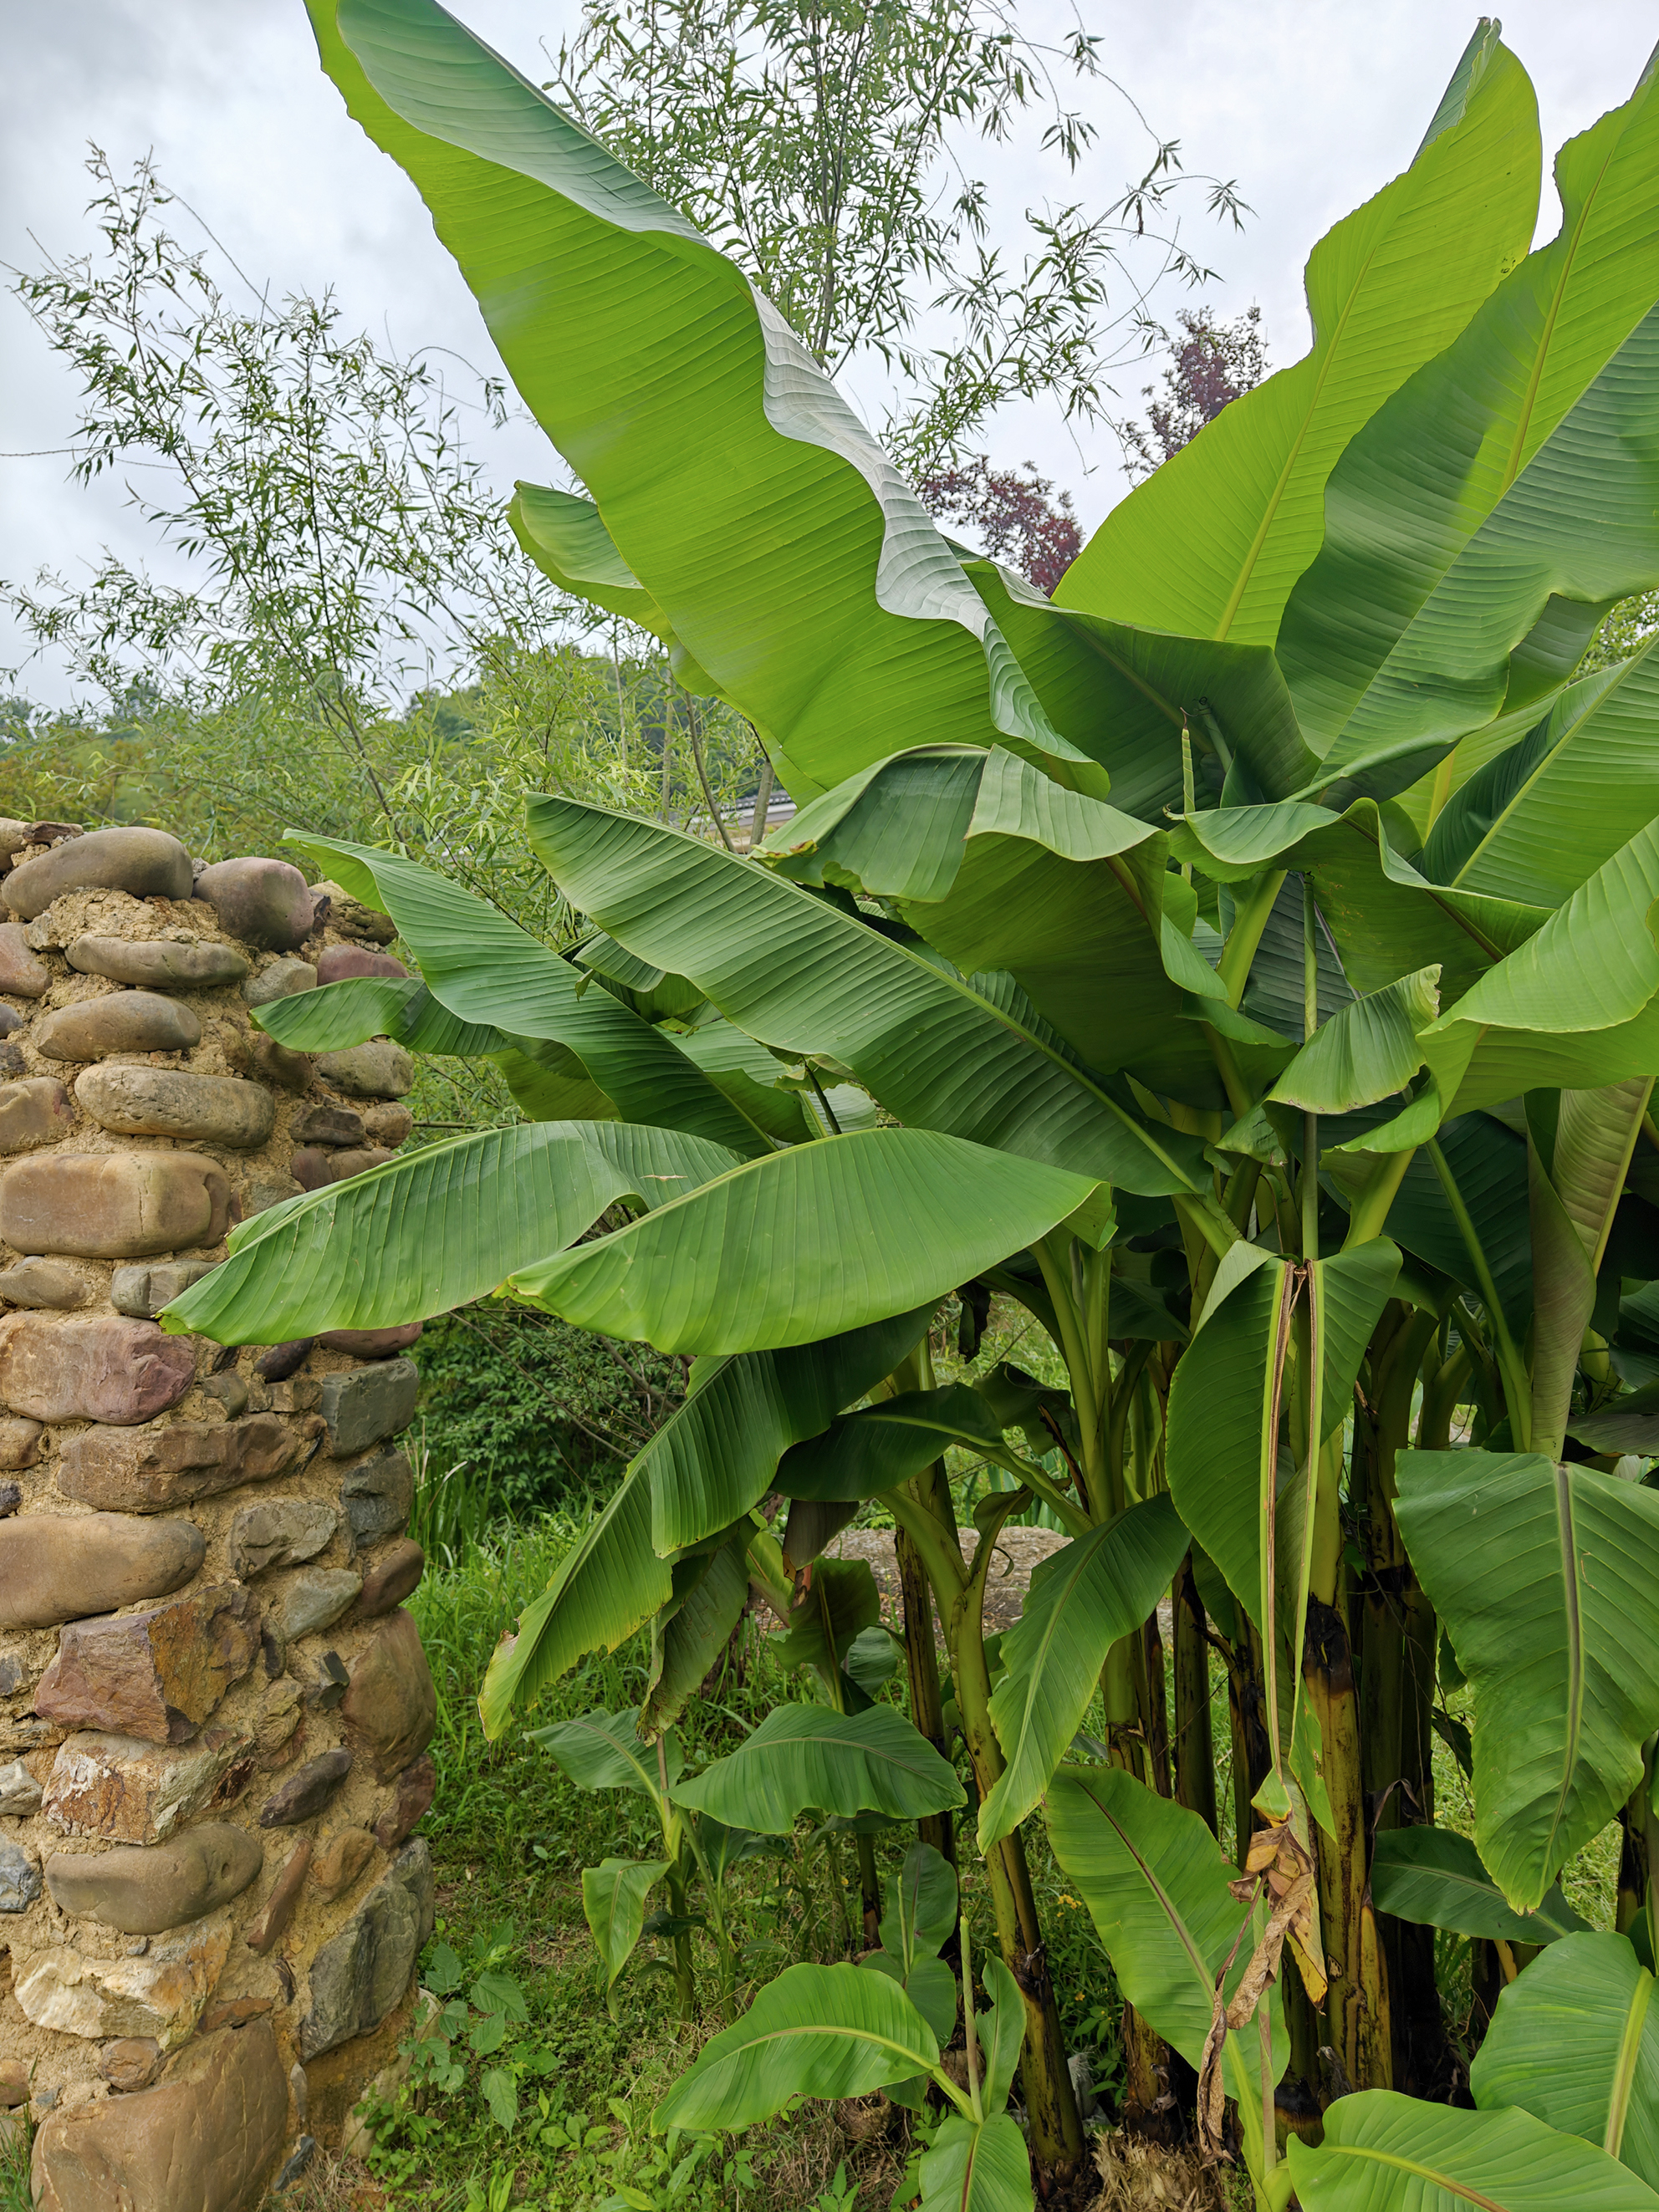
<box><xmin>5</xmin><ymin>0</ymin><xmax>1656</xmax><ymax>706</ymax></box>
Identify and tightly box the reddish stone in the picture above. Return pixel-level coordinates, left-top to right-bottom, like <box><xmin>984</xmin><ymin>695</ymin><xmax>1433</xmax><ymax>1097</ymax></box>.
<box><xmin>253</xmin><ymin>1339</ymin><xmax>313</xmax><ymax>1382</ymax></box>
<box><xmin>57</xmin><ymin>1413</ymin><xmax>322</xmax><ymax>1511</ymax></box>
<box><xmin>0</xmin><ymin>1513</ymin><xmax>203</xmax><ymax>1629</ymax></box>
<box><xmin>341</xmin><ymin>1613</ymin><xmax>436</xmax><ymax>1783</ymax></box>
<box><xmin>244</xmin><ymin>1837</ymin><xmax>311</xmax><ymax>1955</ymax></box>
<box><xmin>32</xmin><ymin>2019</ymin><xmax>288</xmax><ymax>2212</ymax></box>
<box><xmin>315</xmin><ymin>945</ymin><xmax>407</xmax><ymax>985</ymax></box>
<box><xmin>373</xmin><ymin>1754</ymin><xmax>435</xmax><ymax>1852</ymax></box>
<box><xmin>36</xmin><ymin>1583</ymin><xmax>260</xmax><ymax>1745</ymax></box>
<box><xmin>357</xmin><ymin>1537</ymin><xmax>424</xmax><ymax>1618</ymax></box>
<box><xmin>0</xmin><ymin>925</ymin><xmax>49</xmax><ymax>998</ymax></box>
<box><xmin>195</xmin><ymin>856</ymin><xmax>314</xmax><ymax>951</ymax></box>
<box><xmin>318</xmin><ymin>1323</ymin><xmax>422</xmax><ymax>1360</ymax></box>
<box><xmin>290</xmin><ymin>1147</ymin><xmax>334</xmax><ymax>1193</ymax></box>
<box><xmin>3</xmin><ymin>826</ymin><xmax>192</xmax><ymax>920</ymax></box>
<box><xmin>0</xmin><ymin>1314</ymin><xmax>197</xmax><ymax>1425</ymax></box>
<box><xmin>0</xmin><ymin>1151</ymin><xmax>232</xmax><ymax>1259</ymax></box>
<box><xmin>311</xmin><ymin>1825</ymin><xmax>375</xmax><ymax>1902</ymax></box>
<box><xmin>258</xmin><ymin>1747</ymin><xmax>353</xmax><ymax>1827</ymax></box>
<box><xmin>97</xmin><ymin>2037</ymin><xmax>163</xmax><ymax>2092</ymax></box>
<box><xmin>0</xmin><ymin>1077</ymin><xmax>76</xmax><ymax>1155</ymax></box>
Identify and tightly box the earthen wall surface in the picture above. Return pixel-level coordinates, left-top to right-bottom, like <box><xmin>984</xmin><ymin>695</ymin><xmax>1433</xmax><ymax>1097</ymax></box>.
<box><xmin>0</xmin><ymin>824</ymin><xmax>436</xmax><ymax>2209</ymax></box>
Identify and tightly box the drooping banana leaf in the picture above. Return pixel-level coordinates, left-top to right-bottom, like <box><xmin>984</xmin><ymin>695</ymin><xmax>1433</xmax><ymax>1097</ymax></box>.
<box><xmin>254</xmin><ymin>973</ymin><xmax>503</xmax><ymax>1055</ymax></box>
<box><xmin>1279</xmin><ymin>56</ymin><xmax>1659</xmax><ymax>797</ymax></box>
<box><xmin>508</xmin><ymin>1128</ymin><xmax>1105</xmax><ymax>1355</ymax></box>
<box><xmin>1044</xmin><ymin>1766</ymin><xmax>1286</xmax><ymax>2184</ymax></box>
<box><xmin>307</xmin><ymin>0</ymin><xmax>1104</xmax><ymax>802</ymax></box>
<box><xmin>670</xmin><ymin>1706</ymin><xmax>965</xmax><ymax>1833</ymax></box>
<box><xmin>1286</xmin><ymin>2088</ymin><xmax>1659</xmax><ymax>2209</ymax></box>
<box><xmin>774</xmin><ymin>1559</ymin><xmax>881</xmax><ymax>1676</ymax></box>
<box><xmin>653</xmin><ymin>1963</ymin><xmax>942</xmax><ymax>2132</ymax></box>
<box><xmin>1396</xmin><ymin>1448</ymin><xmax>1659</xmax><ymax>1909</ymax></box>
<box><xmin>281</xmin><ymin>832</ymin><xmax>764</xmax><ymax>1153</ymax></box>
<box><xmin>1420</xmin><ymin>638</ymin><xmax>1659</xmax><ymax>908</ymax></box>
<box><xmin>1268</xmin><ymin>966</ymin><xmax>1442</xmax><ymax>1114</ymax></box>
<box><xmin>580</xmin><ymin>1858</ymin><xmax>670</xmax><ymax>2015</ymax></box>
<box><xmin>160</xmin><ymin>1121</ymin><xmax>743</xmax><ymax>1344</ymax></box>
<box><xmin>666</xmin><ymin>1018</ymin><xmax>814</xmax><ymax>1144</ymax></box>
<box><xmin>1053</xmin><ymin>24</ymin><xmax>1539</xmax><ymax>655</ymax></box>
<box><xmin>526</xmin><ymin>795</ymin><xmax>1209</xmax><ymax>1198</ymax></box>
<box><xmin>640</xmin><ymin>1533</ymin><xmax>751</xmax><ymax>1736</ymax></box>
<box><xmin>532</xmin><ymin>1706</ymin><xmax>681</xmax><ymax>1797</ymax></box>
<box><xmin>775</xmin><ymin>1384</ymin><xmax>1008</xmax><ymax>1504</ymax></box>
<box><xmin>978</xmin><ymin>1496</ymin><xmax>1189</xmax><ymax>1850</ymax></box>
<box><xmin>510</xmin><ymin>480</ymin><xmax>676</xmax><ymax>641</ymax></box>
<box><xmin>1471</xmin><ymin>1931</ymin><xmax>1659</xmax><ymax>2187</ymax></box>
<box><xmin>1369</xmin><ymin>1826</ymin><xmax>1590</xmax><ymax>1945</ymax></box>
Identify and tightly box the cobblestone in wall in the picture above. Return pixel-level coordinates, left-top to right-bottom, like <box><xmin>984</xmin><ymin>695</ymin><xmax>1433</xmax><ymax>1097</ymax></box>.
<box><xmin>0</xmin><ymin>824</ymin><xmax>432</xmax><ymax>2209</ymax></box>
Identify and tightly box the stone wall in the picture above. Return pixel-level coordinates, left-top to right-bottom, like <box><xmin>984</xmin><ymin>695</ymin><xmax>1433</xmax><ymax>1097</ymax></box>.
<box><xmin>0</xmin><ymin>825</ymin><xmax>436</xmax><ymax>2209</ymax></box>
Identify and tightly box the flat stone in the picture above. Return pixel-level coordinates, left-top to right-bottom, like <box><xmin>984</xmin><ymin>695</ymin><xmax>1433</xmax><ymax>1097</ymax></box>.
<box><xmin>269</xmin><ymin>1567</ymin><xmax>360</xmax><ymax>1644</ymax></box>
<box><xmin>74</xmin><ymin>1066</ymin><xmax>274</xmax><ymax>1149</ymax></box>
<box><xmin>96</xmin><ymin>2036</ymin><xmax>163</xmax><ymax>2092</ymax></box>
<box><xmin>241</xmin><ymin>956</ymin><xmax>316</xmax><ymax>1007</ymax></box>
<box><xmin>253</xmin><ymin>1338</ymin><xmax>312</xmax><ymax>1382</ymax></box>
<box><xmin>0</xmin><ymin>1513</ymin><xmax>204</xmax><ymax>1629</ymax></box>
<box><xmin>109</xmin><ymin>1260</ymin><xmax>219</xmax><ymax>1319</ymax></box>
<box><xmin>4</xmin><ymin>828</ymin><xmax>194</xmax><ymax>920</ymax></box>
<box><xmin>258</xmin><ymin>1746</ymin><xmax>353</xmax><ymax>1827</ymax></box>
<box><xmin>0</xmin><ymin>1042</ymin><xmax>23</xmax><ymax>1078</ymax></box>
<box><xmin>33</xmin><ymin>2019</ymin><xmax>288</xmax><ymax>2212</ymax></box>
<box><xmin>14</xmin><ymin>1907</ymin><xmax>232</xmax><ymax>2048</ymax></box>
<box><xmin>229</xmin><ymin>1497</ymin><xmax>337</xmax><ymax>1578</ymax></box>
<box><xmin>319</xmin><ymin>1323</ymin><xmax>422</xmax><ymax>1360</ymax></box>
<box><xmin>315</xmin><ymin>1041</ymin><xmax>413</xmax><ymax>1100</ymax></box>
<box><xmin>244</xmin><ymin>1837</ymin><xmax>311</xmax><ymax>1954</ymax></box>
<box><xmin>43</xmin><ymin>1728</ymin><xmax>254</xmax><ymax>1843</ymax></box>
<box><xmin>0</xmin><ymin>1259</ymin><xmax>89</xmax><ymax>1308</ymax></box>
<box><xmin>0</xmin><ymin>1650</ymin><xmax>27</xmax><ymax>1696</ymax></box>
<box><xmin>242</xmin><ymin>1175</ymin><xmax>303</xmax><ymax>1215</ymax></box>
<box><xmin>322</xmin><ymin>1360</ymin><xmax>417</xmax><ymax>1457</ymax></box>
<box><xmin>374</xmin><ymin>1754</ymin><xmax>436</xmax><ymax>1853</ymax></box>
<box><xmin>315</xmin><ymin>945</ymin><xmax>407</xmax><ymax>985</ymax></box>
<box><xmin>339</xmin><ymin>1444</ymin><xmax>413</xmax><ymax>1541</ymax></box>
<box><xmin>310</xmin><ymin>881</ymin><xmax>396</xmax><ymax>945</ymax></box>
<box><xmin>0</xmin><ymin>1418</ymin><xmax>42</xmax><ymax>1470</ymax></box>
<box><xmin>252</xmin><ymin>1679</ymin><xmax>301</xmax><ymax>1768</ymax></box>
<box><xmin>298</xmin><ymin>1837</ymin><xmax>432</xmax><ymax>2060</ymax></box>
<box><xmin>58</xmin><ymin>1412</ymin><xmax>321</xmax><ymax>1511</ymax></box>
<box><xmin>36</xmin><ymin>991</ymin><xmax>202</xmax><ymax>1061</ymax></box>
<box><xmin>268</xmin><ymin>1377</ymin><xmax>321</xmax><ymax>1413</ymax></box>
<box><xmin>362</xmin><ymin>1101</ymin><xmax>415</xmax><ymax>1147</ymax></box>
<box><xmin>38</xmin><ymin>1584</ymin><xmax>260</xmax><ymax>1744</ymax></box>
<box><xmin>0</xmin><ymin>1837</ymin><xmax>41</xmax><ymax>1910</ymax></box>
<box><xmin>311</xmin><ymin>1825</ymin><xmax>375</xmax><ymax>1902</ymax></box>
<box><xmin>0</xmin><ymin>1151</ymin><xmax>232</xmax><ymax>1260</ymax></box>
<box><xmin>0</xmin><ymin>1313</ymin><xmax>197</xmax><ymax>1422</ymax></box>
<box><xmin>0</xmin><ymin>1760</ymin><xmax>43</xmax><ymax>1815</ymax></box>
<box><xmin>358</xmin><ymin>1538</ymin><xmax>424</xmax><ymax>1619</ymax></box>
<box><xmin>341</xmin><ymin>1612</ymin><xmax>436</xmax><ymax>1782</ymax></box>
<box><xmin>66</xmin><ymin>935</ymin><xmax>250</xmax><ymax>989</ymax></box>
<box><xmin>43</xmin><ymin>1824</ymin><xmax>262</xmax><ymax>1935</ymax></box>
<box><xmin>291</xmin><ymin>1103</ymin><xmax>364</xmax><ymax>1148</ymax></box>
<box><xmin>0</xmin><ymin>1007</ymin><xmax>22</xmax><ymax>1037</ymax></box>
<box><xmin>196</xmin><ymin>857</ymin><xmax>314</xmax><ymax>951</ymax></box>
<box><xmin>0</xmin><ymin>1484</ymin><xmax>16</xmax><ymax>1516</ymax></box>
<box><xmin>0</xmin><ymin>1076</ymin><xmax>76</xmax><ymax>1154</ymax></box>
<box><xmin>0</xmin><ymin>924</ymin><xmax>49</xmax><ymax>997</ymax></box>
<box><xmin>234</xmin><ymin>1032</ymin><xmax>313</xmax><ymax>1091</ymax></box>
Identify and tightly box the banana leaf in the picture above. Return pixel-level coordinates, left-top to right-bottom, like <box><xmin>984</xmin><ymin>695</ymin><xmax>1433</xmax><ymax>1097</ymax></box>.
<box><xmin>670</xmin><ymin>1705</ymin><xmax>964</xmax><ymax>1833</ymax></box>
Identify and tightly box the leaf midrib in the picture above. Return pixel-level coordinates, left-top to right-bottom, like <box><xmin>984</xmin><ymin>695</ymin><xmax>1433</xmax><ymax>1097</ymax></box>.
<box><xmin>1320</xmin><ymin>2143</ymin><xmax>1509</xmax><ymax>2209</ymax></box>
<box><xmin>1605</xmin><ymin>1963</ymin><xmax>1654</xmax><ymax>2159</ymax></box>
<box><xmin>1541</xmin><ymin>1464</ymin><xmax>1587</xmax><ymax>1882</ymax></box>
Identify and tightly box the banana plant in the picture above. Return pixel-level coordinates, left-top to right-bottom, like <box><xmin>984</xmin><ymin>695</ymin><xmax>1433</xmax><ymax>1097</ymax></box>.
<box><xmin>164</xmin><ymin>1</ymin><xmax>1659</xmax><ymax>2199</ymax></box>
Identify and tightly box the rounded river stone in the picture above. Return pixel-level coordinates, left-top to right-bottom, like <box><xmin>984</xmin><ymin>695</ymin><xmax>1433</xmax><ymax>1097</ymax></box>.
<box><xmin>0</xmin><ymin>1077</ymin><xmax>76</xmax><ymax>1156</ymax></box>
<box><xmin>0</xmin><ymin>1153</ymin><xmax>232</xmax><ymax>1260</ymax></box>
<box><xmin>314</xmin><ymin>945</ymin><xmax>406</xmax><ymax>985</ymax></box>
<box><xmin>3</xmin><ymin>828</ymin><xmax>194</xmax><ymax>920</ymax></box>
<box><xmin>314</xmin><ymin>1040</ymin><xmax>413</xmax><ymax>1099</ymax></box>
<box><xmin>74</xmin><ymin>1065</ymin><xmax>275</xmax><ymax>1149</ymax></box>
<box><xmin>196</xmin><ymin>857</ymin><xmax>314</xmax><ymax>951</ymax></box>
<box><xmin>242</xmin><ymin>956</ymin><xmax>317</xmax><ymax>1007</ymax></box>
<box><xmin>0</xmin><ymin>925</ymin><xmax>49</xmax><ymax>999</ymax></box>
<box><xmin>43</xmin><ymin>1822</ymin><xmax>263</xmax><ymax>1934</ymax></box>
<box><xmin>36</xmin><ymin>991</ymin><xmax>202</xmax><ymax>1061</ymax></box>
<box><xmin>66</xmin><ymin>934</ymin><xmax>250</xmax><ymax>989</ymax></box>
<box><xmin>0</xmin><ymin>1313</ymin><xmax>198</xmax><ymax>1424</ymax></box>
<box><xmin>0</xmin><ymin>1512</ymin><xmax>204</xmax><ymax>1630</ymax></box>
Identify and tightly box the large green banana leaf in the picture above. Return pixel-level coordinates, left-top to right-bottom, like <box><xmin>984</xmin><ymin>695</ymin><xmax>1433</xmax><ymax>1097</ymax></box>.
<box><xmin>1286</xmin><ymin>2090</ymin><xmax>1659</xmax><ymax>2209</ymax></box>
<box><xmin>646</xmin><ymin>1309</ymin><xmax>932</xmax><ymax>1555</ymax></box>
<box><xmin>1054</xmin><ymin>24</ymin><xmax>1539</xmax><ymax>648</ymax></box>
<box><xmin>1279</xmin><ymin>57</ymin><xmax>1659</xmax><ymax>794</ymax></box>
<box><xmin>306</xmin><ymin>0</ymin><xmax>1102</xmax><ymax>803</ymax></box>
<box><xmin>283</xmin><ymin>833</ymin><xmax>763</xmax><ymax>1152</ymax></box>
<box><xmin>916</xmin><ymin>2113</ymin><xmax>1032</xmax><ymax>2212</ymax></box>
<box><xmin>1420</xmin><ymin>640</ymin><xmax>1659</xmax><ymax>907</ymax></box>
<box><xmin>1268</xmin><ymin>967</ymin><xmax>1442</xmax><ymax>1114</ymax></box>
<box><xmin>775</xmin><ymin>1383</ymin><xmax>1009</xmax><ymax>1505</ymax></box>
<box><xmin>1395</xmin><ymin>1449</ymin><xmax>1659</xmax><ymax>1909</ymax></box>
<box><xmin>581</xmin><ymin>1858</ymin><xmax>670</xmax><ymax>2014</ymax></box>
<box><xmin>508</xmin><ymin>1129</ymin><xmax>1101</xmax><ymax>1355</ymax></box>
<box><xmin>161</xmin><ymin>1121</ymin><xmax>742</xmax><ymax>1344</ymax></box>
<box><xmin>510</xmin><ymin>481</ymin><xmax>675</xmax><ymax>643</ymax></box>
<box><xmin>774</xmin><ymin>1558</ymin><xmax>881</xmax><ymax>1676</ymax></box>
<box><xmin>533</xmin><ymin>1705</ymin><xmax>681</xmax><ymax>1797</ymax></box>
<box><xmin>670</xmin><ymin>1706</ymin><xmax>965</xmax><ymax>1832</ymax></box>
<box><xmin>1369</xmin><ymin>1827</ymin><xmax>1589</xmax><ymax>1945</ymax></box>
<box><xmin>1417</xmin><ymin>822</ymin><xmax>1659</xmax><ymax>1114</ymax></box>
<box><xmin>527</xmin><ymin>796</ymin><xmax>1208</xmax><ymax>1197</ymax></box>
<box><xmin>1044</xmin><ymin>1766</ymin><xmax>1286</xmax><ymax>2179</ymax></box>
<box><xmin>479</xmin><ymin>1464</ymin><xmax>665</xmax><ymax>1733</ymax></box>
<box><xmin>978</xmin><ymin>1497</ymin><xmax>1188</xmax><ymax>1850</ymax></box>
<box><xmin>653</xmin><ymin>1963</ymin><xmax>942</xmax><ymax>2132</ymax></box>
<box><xmin>640</xmin><ymin>1536</ymin><xmax>751</xmax><ymax>1737</ymax></box>
<box><xmin>1365</xmin><ymin>1111</ymin><xmax>1532</xmax><ymax>1338</ymax></box>
<box><xmin>255</xmin><ymin>973</ymin><xmax>503</xmax><ymax>1056</ymax></box>
<box><xmin>1472</xmin><ymin>1932</ymin><xmax>1659</xmax><ymax>2186</ymax></box>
